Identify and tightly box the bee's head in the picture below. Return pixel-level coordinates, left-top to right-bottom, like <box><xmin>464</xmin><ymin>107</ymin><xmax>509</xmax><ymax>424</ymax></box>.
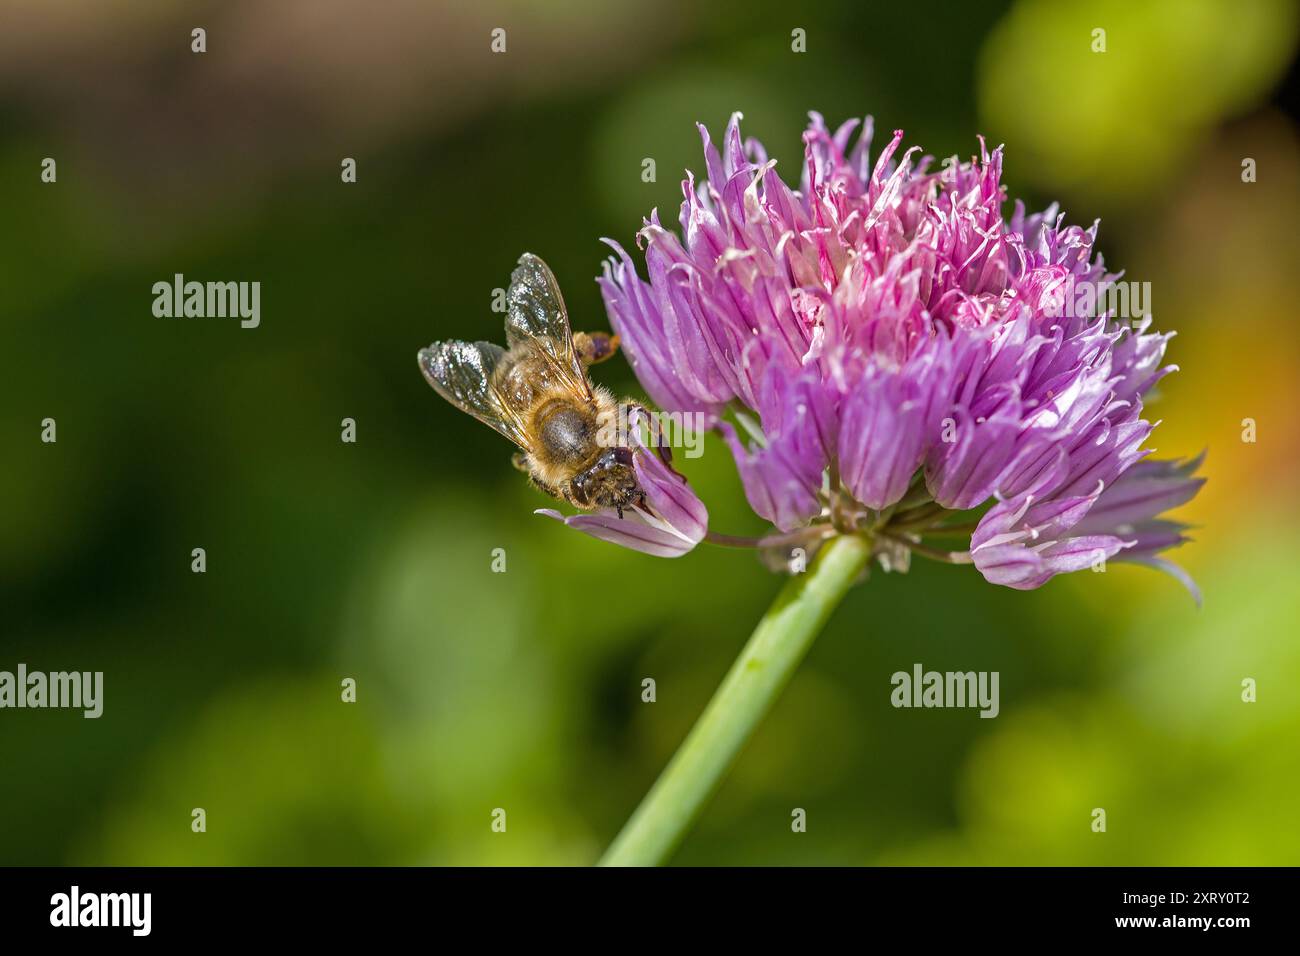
<box><xmin>570</xmin><ymin>446</ymin><xmax>640</xmax><ymax>512</ymax></box>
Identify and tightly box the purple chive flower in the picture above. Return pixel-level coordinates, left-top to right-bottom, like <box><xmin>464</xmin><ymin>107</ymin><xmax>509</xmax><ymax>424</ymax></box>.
<box><xmin>588</xmin><ymin>111</ymin><xmax>1203</xmax><ymax>598</ymax></box>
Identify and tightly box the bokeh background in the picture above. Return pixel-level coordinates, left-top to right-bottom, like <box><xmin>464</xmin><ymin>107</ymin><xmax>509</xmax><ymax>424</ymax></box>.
<box><xmin>2</xmin><ymin>0</ymin><xmax>1298</xmax><ymax>866</ymax></box>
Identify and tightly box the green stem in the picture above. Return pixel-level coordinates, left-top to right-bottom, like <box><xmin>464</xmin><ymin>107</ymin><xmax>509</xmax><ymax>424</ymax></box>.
<box><xmin>598</xmin><ymin>533</ymin><xmax>872</xmax><ymax>866</ymax></box>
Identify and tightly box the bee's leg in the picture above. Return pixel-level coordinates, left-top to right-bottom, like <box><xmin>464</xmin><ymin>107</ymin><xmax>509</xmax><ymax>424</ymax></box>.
<box><xmin>513</xmin><ymin>452</ymin><xmax>562</xmax><ymax>501</ymax></box>
<box><xmin>573</xmin><ymin>331</ymin><xmax>620</xmax><ymax>366</ymax></box>
<box><xmin>531</xmin><ymin>476</ymin><xmax>562</xmax><ymax>500</ymax></box>
<box><xmin>624</xmin><ymin>401</ymin><xmax>684</xmax><ymax>478</ymax></box>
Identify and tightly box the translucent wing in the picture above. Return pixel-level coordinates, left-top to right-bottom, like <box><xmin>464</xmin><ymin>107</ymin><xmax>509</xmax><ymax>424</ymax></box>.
<box><xmin>418</xmin><ymin>340</ymin><xmax>530</xmax><ymax>449</ymax></box>
<box><xmin>504</xmin><ymin>253</ymin><xmax>590</xmax><ymax>397</ymax></box>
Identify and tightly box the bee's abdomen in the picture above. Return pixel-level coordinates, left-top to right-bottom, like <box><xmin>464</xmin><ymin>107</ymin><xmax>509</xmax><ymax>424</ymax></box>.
<box><xmin>536</xmin><ymin>401</ymin><xmax>596</xmax><ymax>467</ymax></box>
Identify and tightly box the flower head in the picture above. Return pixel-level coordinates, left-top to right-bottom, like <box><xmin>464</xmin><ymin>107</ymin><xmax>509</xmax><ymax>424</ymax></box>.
<box><xmin>590</xmin><ymin>111</ymin><xmax>1203</xmax><ymax>598</ymax></box>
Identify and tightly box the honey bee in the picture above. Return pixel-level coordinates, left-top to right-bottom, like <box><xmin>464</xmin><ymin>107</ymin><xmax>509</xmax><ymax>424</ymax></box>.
<box><xmin>419</xmin><ymin>253</ymin><xmax>663</xmax><ymax>517</ymax></box>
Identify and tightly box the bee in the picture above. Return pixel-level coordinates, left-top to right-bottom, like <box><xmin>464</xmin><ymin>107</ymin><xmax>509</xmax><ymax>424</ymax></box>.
<box><xmin>419</xmin><ymin>253</ymin><xmax>665</xmax><ymax>517</ymax></box>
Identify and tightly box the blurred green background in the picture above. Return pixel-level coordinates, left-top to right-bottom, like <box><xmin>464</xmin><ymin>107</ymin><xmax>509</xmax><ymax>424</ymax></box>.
<box><xmin>2</xmin><ymin>0</ymin><xmax>1298</xmax><ymax>866</ymax></box>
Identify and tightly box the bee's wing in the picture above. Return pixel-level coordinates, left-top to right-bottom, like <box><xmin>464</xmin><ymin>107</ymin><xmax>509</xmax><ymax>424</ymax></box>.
<box><xmin>504</xmin><ymin>253</ymin><xmax>591</xmax><ymax>398</ymax></box>
<box><xmin>418</xmin><ymin>340</ymin><xmax>531</xmax><ymax>449</ymax></box>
